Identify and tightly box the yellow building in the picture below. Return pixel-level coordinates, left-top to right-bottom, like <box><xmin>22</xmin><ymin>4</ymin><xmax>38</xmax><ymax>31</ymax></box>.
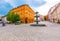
<box><xmin>10</xmin><ymin>4</ymin><xmax>35</xmax><ymax>23</ymax></box>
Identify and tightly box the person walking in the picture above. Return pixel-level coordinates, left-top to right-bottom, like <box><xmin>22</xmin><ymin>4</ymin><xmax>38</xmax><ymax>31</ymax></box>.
<box><xmin>2</xmin><ymin>16</ymin><xmax>6</xmax><ymax>26</ymax></box>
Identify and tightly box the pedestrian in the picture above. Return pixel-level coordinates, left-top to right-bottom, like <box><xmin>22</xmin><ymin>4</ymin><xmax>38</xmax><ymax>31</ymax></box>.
<box><xmin>2</xmin><ymin>16</ymin><xmax>5</xmax><ymax>26</ymax></box>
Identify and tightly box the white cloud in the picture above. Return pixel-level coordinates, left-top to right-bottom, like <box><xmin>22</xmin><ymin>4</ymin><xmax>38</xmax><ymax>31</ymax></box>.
<box><xmin>34</xmin><ymin>0</ymin><xmax>60</xmax><ymax>16</ymax></box>
<box><xmin>4</xmin><ymin>0</ymin><xmax>60</xmax><ymax>16</ymax></box>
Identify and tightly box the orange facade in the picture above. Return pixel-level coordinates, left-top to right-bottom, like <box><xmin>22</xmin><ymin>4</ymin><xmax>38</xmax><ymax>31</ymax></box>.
<box><xmin>10</xmin><ymin>4</ymin><xmax>35</xmax><ymax>23</ymax></box>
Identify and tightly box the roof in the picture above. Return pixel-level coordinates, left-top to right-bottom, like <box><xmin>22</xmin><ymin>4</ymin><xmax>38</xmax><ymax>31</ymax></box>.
<box><xmin>10</xmin><ymin>4</ymin><xmax>35</xmax><ymax>12</ymax></box>
<box><xmin>11</xmin><ymin>4</ymin><xmax>28</xmax><ymax>10</ymax></box>
<box><xmin>48</xmin><ymin>3</ymin><xmax>60</xmax><ymax>15</ymax></box>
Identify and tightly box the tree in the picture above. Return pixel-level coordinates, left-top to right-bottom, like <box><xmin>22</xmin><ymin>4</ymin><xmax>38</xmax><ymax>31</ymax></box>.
<box><xmin>11</xmin><ymin>13</ymin><xmax>20</xmax><ymax>23</ymax></box>
<box><xmin>6</xmin><ymin>12</ymin><xmax>11</xmax><ymax>21</ymax></box>
<box><xmin>6</xmin><ymin>11</ymin><xmax>20</xmax><ymax>23</ymax></box>
<box><xmin>44</xmin><ymin>16</ymin><xmax>46</xmax><ymax>21</ymax></box>
<box><xmin>15</xmin><ymin>14</ymin><xmax>20</xmax><ymax>22</ymax></box>
<box><xmin>0</xmin><ymin>19</ymin><xmax>2</xmax><ymax>21</ymax></box>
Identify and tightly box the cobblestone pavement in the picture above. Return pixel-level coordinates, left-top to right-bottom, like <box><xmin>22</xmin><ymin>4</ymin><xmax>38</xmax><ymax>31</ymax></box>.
<box><xmin>0</xmin><ymin>21</ymin><xmax>60</xmax><ymax>41</ymax></box>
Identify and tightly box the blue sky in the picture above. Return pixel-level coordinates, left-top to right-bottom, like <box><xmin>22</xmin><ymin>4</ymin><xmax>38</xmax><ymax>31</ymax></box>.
<box><xmin>0</xmin><ymin>0</ymin><xmax>60</xmax><ymax>16</ymax></box>
<box><xmin>5</xmin><ymin>0</ymin><xmax>46</xmax><ymax>7</ymax></box>
<box><xmin>0</xmin><ymin>0</ymin><xmax>13</xmax><ymax>16</ymax></box>
<box><xmin>0</xmin><ymin>0</ymin><xmax>46</xmax><ymax>16</ymax></box>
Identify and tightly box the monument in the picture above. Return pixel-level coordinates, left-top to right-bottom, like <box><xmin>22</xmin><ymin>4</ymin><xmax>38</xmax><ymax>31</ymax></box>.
<box><xmin>30</xmin><ymin>12</ymin><xmax>46</xmax><ymax>26</ymax></box>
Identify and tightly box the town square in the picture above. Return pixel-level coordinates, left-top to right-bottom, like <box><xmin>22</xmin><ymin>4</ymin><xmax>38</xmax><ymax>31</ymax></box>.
<box><xmin>0</xmin><ymin>0</ymin><xmax>60</xmax><ymax>41</ymax></box>
<box><xmin>0</xmin><ymin>21</ymin><xmax>60</xmax><ymax>41</ymax></box>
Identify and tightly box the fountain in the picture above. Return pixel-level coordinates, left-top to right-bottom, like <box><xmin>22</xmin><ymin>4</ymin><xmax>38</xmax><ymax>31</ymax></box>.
<box><xmin>30</xmin><ymin>12</ymin><xmax>46</xmax><ymax>26</ymax></box>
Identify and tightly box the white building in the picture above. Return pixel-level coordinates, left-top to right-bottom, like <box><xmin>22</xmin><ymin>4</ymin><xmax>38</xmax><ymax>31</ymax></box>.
<box><xmin>48</xmin><ymin>3</ymin><xmax>60</xmax><ymax>23</ymax></box>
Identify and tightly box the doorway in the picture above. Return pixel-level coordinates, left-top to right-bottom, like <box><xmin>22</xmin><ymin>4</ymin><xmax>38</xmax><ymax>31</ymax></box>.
<box><xmin>25</xmin><ymin>18</ymin><xmax>28</xmax><ymax>23</ymax></box>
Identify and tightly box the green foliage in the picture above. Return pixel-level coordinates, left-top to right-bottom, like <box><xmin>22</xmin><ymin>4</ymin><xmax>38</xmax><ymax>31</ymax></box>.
<box><xmin>6</xmin><ymin>11</ymin><xmax>20</xmax><ymax>23</ymax></box>
<box><xmin>14</xmin><ymin>14</ymin><xmax>20</xmax><ymax>21</ymax></box>
<box><xmin>6</xmin><ymin>12</ymin><xmax>11</xmax><ymax>21</ymax></box>
<box><xmin>44</xmin><ymin>16</ymin><xmax>46</xmax><ymax>21</ymax></box>
<box><xmin>0</xmin><ymin>19</ymin><xmax>2</xmax><ymax>21</ymax></box>
<box><xmin>11</xmin><ymin>13</ymin><xmax>20</xmax><ymax>23</ymax></box>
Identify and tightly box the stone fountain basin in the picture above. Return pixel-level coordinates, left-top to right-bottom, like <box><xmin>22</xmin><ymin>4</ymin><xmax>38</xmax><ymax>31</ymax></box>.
<box><xmin>30</xmin><ymin>24</ymin><xmax>46</xmax><ymax>26</ymax></box>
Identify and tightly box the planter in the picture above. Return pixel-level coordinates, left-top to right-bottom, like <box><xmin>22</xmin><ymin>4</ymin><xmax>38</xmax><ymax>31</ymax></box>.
<box><xmin>15</xmin><ymin>22</ymin><xmax>20</xmax><ymax>25</ymax></box>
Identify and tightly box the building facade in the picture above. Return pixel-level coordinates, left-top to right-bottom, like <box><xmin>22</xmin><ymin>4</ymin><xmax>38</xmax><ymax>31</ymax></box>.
<box><xmin>10</xmin><ymin>4</ymin><xmax>35</xmax><ymax>23</ymax></box>
<box><xmin>0</xmin><ymin>16</ymin><xmax>1</xmax><ymax>19</ymax></box>
<box><xmin>39</xmin><ymin>15</ymin><xmax>44</xmax><ymax>21</ymax></box>
<box><xmin>48</xmin><ymin>3</ymin><xmax>60</xmax><ymax>23</ymax></box>
<box><xmin>45</xmin><ymin>15</ymin><xmax>49</xmax><ymax>21</ymax></box>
